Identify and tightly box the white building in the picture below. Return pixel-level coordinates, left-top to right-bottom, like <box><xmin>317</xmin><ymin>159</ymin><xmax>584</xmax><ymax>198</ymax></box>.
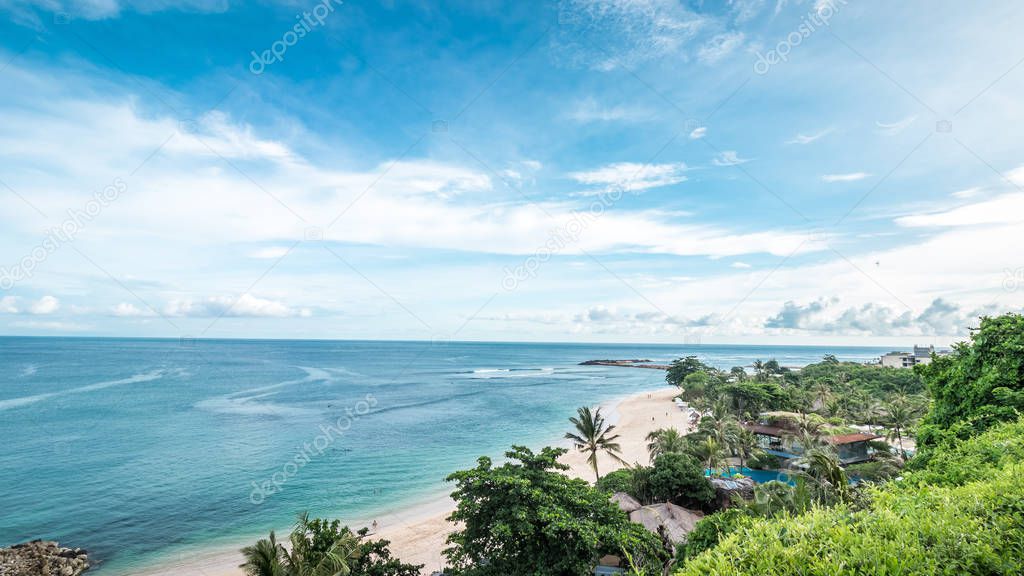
<box><xmin>880</xmin><ymin>345</ymin><xmax>943</xmax><ymax>368</ymax></box>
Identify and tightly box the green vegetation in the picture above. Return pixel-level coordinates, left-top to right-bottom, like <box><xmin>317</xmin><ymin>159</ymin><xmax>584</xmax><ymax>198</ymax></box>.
<box><xmin>565</xmin><ymin>406</ymin><xmax>626</xmax><ymax>481</ymax></box>
<box><xmin>240</xmin><ymin>513</ymin><xmax>422</xmax><ymax>576</ymax></box>
<box><xmin>443</xmin><ymin>446</ymin><xmax>666</xmax><ymax>576</ymax></box>
<box><xmin>674</xmin><ymin>313</ymin><xmax>1024</xmax><ymax>575</ymax></box>
<box><xmin>667</xmin><ymin>351</ymin><xmax>927</xmax><ymax>429</ymax></box>
<box><xmin>677</xmin><ymin>420</ymin><xmax>1024</xmax><ymax>575</ymax></box>
<box><xmin>242</xmin><ymin>314</ymin><xmax>1024</xmax><ymax>576</ymax></box>
<box><xmin>916</xmin><ymin>313</ymin><xmax>1024</xmax><ymax>453</ymax></box>
<box><xmin>646</xmin><ymin>453</ymin><xmax>716</xmax><ymax>509</ymax></box>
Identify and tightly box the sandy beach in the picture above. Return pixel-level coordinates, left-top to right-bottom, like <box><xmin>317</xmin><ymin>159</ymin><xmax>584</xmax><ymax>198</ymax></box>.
<box><xmin>134</xmin><ymin>386</ymin><xmax>689</xmax><ymax>576</ymax></box>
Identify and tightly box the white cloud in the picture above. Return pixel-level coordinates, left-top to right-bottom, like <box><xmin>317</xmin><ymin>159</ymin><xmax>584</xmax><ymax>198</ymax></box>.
<box><xmin>952</xmin><ymin>186</ymin><xmax>983</xmax><ymax>199</ymax></box>
<box><xmin>164</xmin><ymin>294</ymin><xmax>311</xmax><ymax>318</ymax></box>
<box><xmin>554</xmin><ymin>0</ymin><xmax>707</xmax><ymax>71</ymax></box>
<box><xmin>698</xmin><ymin>31</ymin><xmax>745</xmax><ymax>64</ymax></box>
<box><xmin>876</xmin><ymin>115</ymin><xmax>917</xmax><ymax>135</ymax></box>
<box><xmin>111</xmin><ymin>302</ymin><xmax>148</xmax><ymax>317</ymax></box>
<box><xmin>729</xmin><ymin>0</ymin><xmax>765</xmax><ymax>22</ymax></box>
<box><xmin>9</xmin><ymin>320</ymin><xmax>90</xmax><ymax>331</ymax></box>
<box><xmin>1</xmin><ymin>0</ymin><xmax>229</xmax><ymax>27</ymax></box>
<box><xmin>822</xmin><ymin>172</ymin><xmax>871</xmax><ymax>183</ymax></box>
<box><xmin>567</xmin><ymin>97</ymin><xmax>652</xmax><ymax>123</ymax></box>
<box><xmin>1004</xmin><ymin>165</ymin><xmax>1024</xmax><ymax>187</ymax></box>
<box><xmin>731</xmin><ymin>261</ymin><xmax>752</xmax><ymax>269</ymax></box>
<box><xmin>0</xmin><ymin>296</ymin><xmax>19</xmax><ymax>313</ymax></box>
<box><xmin>29</xmin><ymin>296</ymin><xmax>60</xmax><ymax>315</ymax></box>
<box><xmin>764</xmin><ymin>296</ymin><xmax>994</xmax><ymax>336</ymax></box>
<box><xmin>689</xmin><ymin>126</ymin><xmax>707</xmax><ymax>139</ymax></box>
<box><xmin>712</xmin><ymin>151</ymin><xmax>752</xmax><ymax>166</ymax></box>
<box><xmin>786</xmin><ymin>127</ymin><xmax>833</xmax><ymax>144</ymax></box>
<box><xmin>249</xmin><ymin>247</ymin><xmax>291</xmax><ymax>260</ymax></box>
<box><xmin>569</xmin><ymin>162</ymin><xmax>689</xmax><ymax>192</ymax></box>
<box><xmin>896</xmin><ymin>192</ymin><xmax>1024</xmax><ymax>227</ymax></box>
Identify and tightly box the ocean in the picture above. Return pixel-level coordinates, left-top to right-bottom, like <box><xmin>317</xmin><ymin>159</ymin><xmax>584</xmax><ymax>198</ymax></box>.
<box><xmin>0</xmin><ymin>337</ymin><xmax>891</xmax><ymax>573</ymax></box>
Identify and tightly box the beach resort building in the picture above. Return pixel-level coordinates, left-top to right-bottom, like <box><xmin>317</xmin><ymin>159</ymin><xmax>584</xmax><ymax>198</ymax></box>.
<box><xmin>742</xmin><ymin>423</ymin><xmax>881</xmax><ymax>465</ymax></box>
<box><xmin>880</xmin><ymin>345</ymin><xmax>945</xmax><ymax>368</ymax></box>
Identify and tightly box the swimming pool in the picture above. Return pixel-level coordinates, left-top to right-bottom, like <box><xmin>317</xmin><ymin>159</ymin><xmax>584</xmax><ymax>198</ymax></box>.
<box><xmin>706</xmin><ymin>467</ymin><xmax>795</xmax><ymax>485</ymax></box>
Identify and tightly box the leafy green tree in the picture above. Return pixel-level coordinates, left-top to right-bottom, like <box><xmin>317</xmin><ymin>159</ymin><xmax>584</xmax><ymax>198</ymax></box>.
<box><xmin>666</xmin><ymin>356</ymin><xmax>711</xmax><ymax>387</ymax></box>
<box><xmin>917</xmin><ymin>313</ymin><xmax>1024</xmax><ymax>451</ymax></box>
<box><xmin>646</xmin><ymin>427</ymin><xmax>687</xmax><ymax>459</ymax></box>
<box><xmin>595</xmin><ymin>467</ymin><xmax>635</xmax><ymax>494</ymax></box>
<box><xmin>444</xmin><ymin>446</ymin><xmax>666</xmax><ymax>576</ymax></box>
<box><xmin>565</xmin><ymin>406</ymin><xmax>627</xmax><ymax>481</ymax></box>
<box><xmin>647</xmin><ymin>452</ymin><xmax>716</xmax><ymax>509</ymax></box>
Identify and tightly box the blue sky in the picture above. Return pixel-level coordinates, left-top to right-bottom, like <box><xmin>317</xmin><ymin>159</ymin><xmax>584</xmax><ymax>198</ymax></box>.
<box><xmin>0</xmin><ymin>0</ymin><xmax>1022</xmax><ymax>344</ymax></box>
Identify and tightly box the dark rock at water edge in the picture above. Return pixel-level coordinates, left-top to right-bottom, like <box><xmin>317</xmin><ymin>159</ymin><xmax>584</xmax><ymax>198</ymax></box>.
<box><xmin>0</xmin><ymin>540</ymin><xmax>89</xmax><ymax>576</ymax></box>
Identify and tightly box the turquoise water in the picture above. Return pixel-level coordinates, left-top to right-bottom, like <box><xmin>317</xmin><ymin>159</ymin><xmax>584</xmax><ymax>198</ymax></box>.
<box><xmin>0</xmin><ymin>337</ymin><xmax>890</xmax><ymax>573</ymax></box>
<box><xmin>707</xmin><ymin>467</ymin><xmax>795</xmax><ymax>485</ymax></box>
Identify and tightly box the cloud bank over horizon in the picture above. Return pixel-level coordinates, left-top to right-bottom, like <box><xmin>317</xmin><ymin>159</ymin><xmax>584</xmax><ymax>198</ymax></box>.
<box><xmin>0</xmin><ymin>0</ymin><xmax>1022</xmax><ymax>345</ymax></box>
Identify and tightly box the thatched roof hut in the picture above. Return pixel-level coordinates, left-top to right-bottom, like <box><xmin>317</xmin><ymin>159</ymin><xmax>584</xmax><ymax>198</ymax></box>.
<box><xmin>610</xmin><ymin>492</ymin><xmax>642</xmax><ymax>513</ymax></box>
<box><xmin>628</xmin><ymin>503</ymin><xmax>704</xmax><ymax>544</ymax></box>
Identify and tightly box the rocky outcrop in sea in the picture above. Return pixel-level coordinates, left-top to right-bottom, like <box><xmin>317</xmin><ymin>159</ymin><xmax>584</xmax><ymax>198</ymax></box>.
<box><xmin>0</xmin><ymin>540</ymin><xmax>89</xmax><ymax>576</ymax></box>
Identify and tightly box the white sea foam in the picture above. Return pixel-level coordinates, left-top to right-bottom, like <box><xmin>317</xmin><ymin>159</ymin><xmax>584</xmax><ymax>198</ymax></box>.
<box><xmin>200</xmin><ymin>366</ymin><xmax>333</xmax><ymax>417</ymax></box>
<box><xmin>0</xmin><ymin>370</ymin><xmax>165</xmax><ymax>411</ymax></box>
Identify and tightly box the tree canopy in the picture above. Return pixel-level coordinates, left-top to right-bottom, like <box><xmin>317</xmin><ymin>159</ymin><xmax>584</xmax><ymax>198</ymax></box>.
<box><xmin>444</xmin><ymin>446</ymin><xmax>666</xmax><ymax>575</ymax></box>
<box><xmin>916</xmin><ymin>313</ymin><xmax>1024</xmax><ymax>451</ymax></box>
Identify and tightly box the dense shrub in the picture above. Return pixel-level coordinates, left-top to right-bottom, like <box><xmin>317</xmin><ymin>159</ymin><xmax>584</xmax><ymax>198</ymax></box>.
<box><xmin>906</xmin><ymin>417</ymin><xmax>1024</xmax><ymax>487</ymax></box>
<box><xmin>647</xmin><ymin>453</ymin><xmax>716</xmax><ymax>509</ymax></box>
<box><xmin>674</xmin><ymin>507</ymin><xmax>749</xmax><ymax>567</ymax></box>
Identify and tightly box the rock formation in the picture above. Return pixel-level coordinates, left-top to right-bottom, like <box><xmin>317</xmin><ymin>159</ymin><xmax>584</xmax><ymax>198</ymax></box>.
<box><xmin>0</xmin><ymin>540</ymin><xmax>89</xmax><ymax>576</ymax></box>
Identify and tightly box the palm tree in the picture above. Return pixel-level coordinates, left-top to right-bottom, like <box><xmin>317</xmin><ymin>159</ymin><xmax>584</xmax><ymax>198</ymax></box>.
<box><xmin>732</xmin><ymin>428</ymin><xmax>763</xmax><ymax>470</ymax></box>
<box><xmin>699</xmin><ymin>400</ymin><xmax>741</xmax><ymax>448</ymax></box>
<box><xmin>811</xmin><ymin>381</ymin><xmax>831</xmax><ymax>411</ymax></box>
<box><xmin>241</xmin><ymin>531</ymin><xmax>287</xmax><ymax>576</ymax></box>
<box><xmin>693</xmin><ymin>436</ymin><xmax>726</xmax><ymax>476</ymax></box>
<box><xmin>566</xmin><ymin>406</ymin><xmax>627</xmax><ymax>481</ymax></box>
<box><xmin>881</xmin><ymin>395</ymin><xmax>925</xmax><ymax>459</ymax></box>
<box><xmin>645</xmin><ymin>427</ymin><xmax>687</xmax><ymax>460</ymax></box>
<box><xmin>241</xmin><ymin>513</ymin><xmax>361</xmax><ymax>576</ymax></box>
<box><xmin>797</xmin><ymin>446</ymin><xmax>850</xmax><ymax>504</ymax></box>
<box><xmin>752</xmin><ymin>359</ymin><xmax>766</xmax><ymax>382</ymax></box>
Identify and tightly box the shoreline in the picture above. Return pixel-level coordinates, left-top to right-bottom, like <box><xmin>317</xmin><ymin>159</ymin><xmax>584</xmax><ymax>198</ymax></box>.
<box><xmin>124</xmin><ymin>386</ymin><xmax>689</xmax><ymax>576</ymax></box>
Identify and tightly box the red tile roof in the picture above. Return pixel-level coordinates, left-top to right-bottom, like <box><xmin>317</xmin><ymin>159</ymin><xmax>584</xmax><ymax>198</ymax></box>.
<box><xmin>826</xmin><ymin>433</ymin><xmax>883</xmax><ymax>445</ymax></box>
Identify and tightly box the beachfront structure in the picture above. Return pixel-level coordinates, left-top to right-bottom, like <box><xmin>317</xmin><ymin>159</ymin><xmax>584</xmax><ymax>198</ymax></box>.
<box><xmin>880</xmin><ymin>345</ymin><xmax>945</xmax><ymax>368</ymax></box>
<box><xmin>743</xmin><ymin>423</ymin><xmax>881</xmax><ymax>465</ymax></box>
